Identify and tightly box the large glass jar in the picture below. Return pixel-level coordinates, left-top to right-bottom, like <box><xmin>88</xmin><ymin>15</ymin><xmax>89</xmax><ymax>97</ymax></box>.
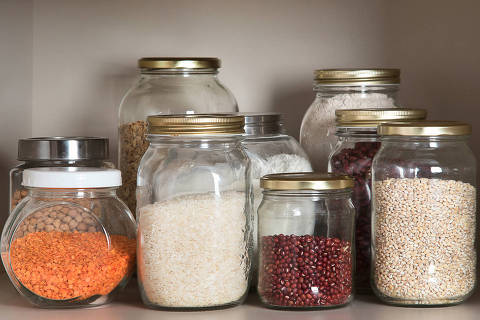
<box><xmin>328</xmin><ymin>108</ymin><xmax>427</xmax><ymax>293</ymax></box>
<box><xmin>300</xmin><ymin>68</ymin><xmax>400</xmax><ymax>171</ymax></box>
<box><xmin>257</xmin><ymin>173</ymin><xmax>355</xmax><ymax>309</ymax></box>
<box><xmin>1</xmin><ymin>168</ymin><xmax>136</xmax><ymax>308</ymax></box>
<box><xmin>118</xmin><ymin>57</ymin><xmax>238</xmax><ymax>216</ymax></box>
<box><xmin>241</xmin><ymin>112</ymin><xmax>312</xmax><ymax>278</ymax></box>
<box><xmin>137</xmin><ymin>114</ymin><xmax>251</xmax><ymax>310</ymax></box>
<box><xmin>10</xmin><ymin>137</ymin><xmax>113</xmax><ymax>212</ymax></box>
<box><xmin>372</xmin><ymin>121</ymin><xmax>476</xmax><ymax>306</ymax></box>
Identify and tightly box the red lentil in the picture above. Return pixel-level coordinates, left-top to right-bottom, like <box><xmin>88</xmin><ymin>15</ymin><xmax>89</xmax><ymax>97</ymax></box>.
<box><xmin>10</xmin><ymin>231</ymin><xmax>136</xmax><ymax>301</ymax></box>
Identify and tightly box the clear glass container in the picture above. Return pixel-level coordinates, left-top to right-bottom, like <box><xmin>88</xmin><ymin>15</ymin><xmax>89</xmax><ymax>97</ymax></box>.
<box><xmin>118</xmin><ymin>58</ymin><xmax>238</xmax><ymax>216</ymax></box>
<box><xmin>372</xmin><ymin>121</ymin><xmax>476</xmax><ymax>306</ymax></box>
<box><xmin>241</xmin><ymin>112</ymin><xmax>312</xmax><ymax>281</ymax></box>
<box><xmin>136</xmin><ymin>114</ymin><xmax>251</xmax><ymax>310</ymax></box>
<box><xmin>10</xmin><ymin>137</ymin><xmax>113</xmax><ymax>212</ymax></box>
<box><xmin>328</xmin><ymin>108</ymin><xmax>427</xmax><ymax>293</ymax></box>
<box><xmin>300</xmin><ymin>68</ymin><xmax>400</xmax><ymax>171</ymax></box>
<box><xmin>257</xmin><ymin>173</ymin><xmax>355</xmax><ymax>309</ymax></box>
<box><xmin>1</xmin><ymin>168</ymin><xmax>136</xmax><ymax>308</ymax></box>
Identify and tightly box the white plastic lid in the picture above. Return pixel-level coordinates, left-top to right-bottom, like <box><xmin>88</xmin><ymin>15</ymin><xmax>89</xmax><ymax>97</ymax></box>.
<box><xmin>22</xmin><ymin>167</ymin><xmax>122</xmax><ymax>188</ymax></box>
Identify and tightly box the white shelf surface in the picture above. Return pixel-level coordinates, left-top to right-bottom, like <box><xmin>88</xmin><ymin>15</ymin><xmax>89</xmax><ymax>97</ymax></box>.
<box><xmin>0</xmin><ymin>273</ymin><xmax>479</xmax><ymax>320</ymax></box>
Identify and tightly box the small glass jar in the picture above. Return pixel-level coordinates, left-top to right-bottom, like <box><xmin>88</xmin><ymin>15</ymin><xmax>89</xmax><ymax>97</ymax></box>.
<box><xmin>257</xmin><ymin>173</ymin><xmax>355</xmax><ymax>309</ymax></box>
<box><xmin>1</xmin><ymin>168</ymin><xmax>136</xmax><ymax>308</ymax></box>
<box><xmin>137</xmin><ymin>114</ymin><xmax>251</xmax><ymax>310</ymax></box>
<box><xmin>372</xmin><ymin>121</ymin><xmax>476</xmax><ymax>306</ymax></box>
<box><xmin>118</xmin><ymin>58</ymin><xmax>238</xmax><ymax>216</ymax></box>
<box><xmin>300</xmin><ymin>68</ymin><xmax>400</xmax><ymax>171</ymax></box>
<box><xmin>10</xmin><ymin>137</ymin><xmax>113</xmax><ymax>212</ymax></box>
<box><xmin>328</xmin><ymin>108</ymin><xmax>427</xmax><ymax>293</ymax></box>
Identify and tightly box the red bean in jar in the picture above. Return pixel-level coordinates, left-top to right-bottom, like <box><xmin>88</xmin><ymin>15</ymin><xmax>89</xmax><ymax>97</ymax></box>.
<box><xmin>329</xmin><ymin>108</ymin><xmax>427</xmax><ymax>293</ymax></box>
<box><xmin>257</xmin><ymin>173</ymin><xmax>355</xmax><ymax>309</ymax></box>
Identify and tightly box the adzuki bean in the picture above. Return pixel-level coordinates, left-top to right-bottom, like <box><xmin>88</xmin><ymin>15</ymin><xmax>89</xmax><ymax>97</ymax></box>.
<box><xmin>258</xmin><ymin>234</ymin><xmax>352</xmax><ymax>308</ymax></box>
<box><xmin>330</xmin><ymin>141</ymin><xmax>380</xmax><ymax>292</ymax></box>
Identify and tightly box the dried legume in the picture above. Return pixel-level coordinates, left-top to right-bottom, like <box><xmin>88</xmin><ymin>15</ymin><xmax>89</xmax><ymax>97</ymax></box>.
<box><xmin>258</xmin><ymin>234</ymin><xmax>352</xmax><ymax>308</ymax></box>
<box><xmin>374</xmin><ymin>178</ymin><xmax>476</xmax><ymax>303</ymax></box>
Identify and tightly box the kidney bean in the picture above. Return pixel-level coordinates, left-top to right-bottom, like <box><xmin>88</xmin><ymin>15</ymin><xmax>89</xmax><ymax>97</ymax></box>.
<box><xmin>258</xmin><ymin>234</ymin><xmax>352</xmax><ymax>308</ymax></box>
<box><xmin>330</xmin><ymin>141</ymin><xmax>380</xmax><ymax>292</ymax></box>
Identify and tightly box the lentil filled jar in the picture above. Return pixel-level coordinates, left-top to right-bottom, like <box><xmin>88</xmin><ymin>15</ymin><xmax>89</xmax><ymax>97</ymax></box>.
<box><xmin>118</xmin><ymin>58</ymin><xmax>238</xmax><ymax>216</ymax></box>
<box><xmin>137</xmin><ymin>114</ymin><xmax>251</xmax><ymax>310</ymax></box>
<box><xmin>10</xmin><ymin>137</ymin><xmax>113</xmax><ymax>212</ymax></box>
<box><xmin>328</xmin><ymin>108</ymin><xmax>427</xmax><ymax>293</ymax></box>
<box><xmin>300</xmin><ymin>68</ymin><xmax>400</xmax><ymax>171</ymax></box>
<box><xmin>1</xmin><ymin>167</ymin><xmax>136</xmax><ymax>308</ymax></box>
<box><xmin>372</xmin><ymin>121</ymin><xmax>477</xmax><ymax>306</ymax></box>
<box><xmin>257</xmin><ymin>173</ymin><xmax>355</xmax><ymax>309</ymax></box>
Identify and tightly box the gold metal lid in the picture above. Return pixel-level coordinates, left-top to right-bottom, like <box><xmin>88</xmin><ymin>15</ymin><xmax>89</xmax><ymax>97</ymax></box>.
<box><xmin>260</xmin><ymin>173</ymin><xmax>354</xmax><ymax>191</ymax></box>
<box><xmin>138</xmin><ymin>57</ymin><xmax>220</xmax><ymax>69</ymax></box>
<box><xmin>314</xmin><ymin>68</ymin><xmax>400</xmax><ymax>85</ymax></box>
<box><xmin>378</xmin><ymin>121</ymin><xmax>471</xmax><ymax>136</ymax></box>
<box><xmin>147</xmin><ymin>114</ymin><xmax>244</xmax><ymax>135</ymax></box>
<box><xmin>336</xmin><ymin>108</ymin><xmax>427</xmax><ymax>127</ymax></box>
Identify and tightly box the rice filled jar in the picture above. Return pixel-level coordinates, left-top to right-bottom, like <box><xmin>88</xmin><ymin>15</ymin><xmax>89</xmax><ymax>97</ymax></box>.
<box><xmin>372</xmin><ymin>121</ymin><xmax>476</xmax><ymax>306</ymax></box>
<box><xmin>328</xmin><ymin>108</ymin><xmax>426</xmax><ymax>293</ymax></box>
<box><xmin>1</xmin><ymin>168</ymin><xmax>136</xmax><ymax>308</ymax></box>
<box><xmin>137</xmin><ymin>114</ymin><xmax>252</xmax><ymax>310</ymax></box>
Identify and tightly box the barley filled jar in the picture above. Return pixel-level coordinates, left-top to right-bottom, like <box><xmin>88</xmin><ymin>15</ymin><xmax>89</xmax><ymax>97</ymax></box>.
<box><xmin>1</xmin><ymin>167</ymin><xmax>136</xmax><ymax>308</ymax></box>
<box><xmin>372</xmin><ymin>121</ymin><xmax>476</xmax><ymax>306</ymax></box>
<box><xmin>118</xmin><ymin>57</ymin><xmax>238</xmax><ymax>216</ymax></box>
<box><xmin>136</xmin><ymin>114</ymin><xmax>251</xmax><ymax>310</ymax></box>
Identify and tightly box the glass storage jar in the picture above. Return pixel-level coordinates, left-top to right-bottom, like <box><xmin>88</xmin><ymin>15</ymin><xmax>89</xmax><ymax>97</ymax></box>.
<box><xmin>118</xmin><ymin>57</ymin><xmax>238</xmax><ymax>216</ymax></box>
<box><xmin>300</xmin><ymin>68</ymin><xmax>400</xmax><ymax>171</ymax></box>
<box><xmin>137</xmin><ymin>114</ymin><xmax>251</xmax><ymax>310</ymax></box>
<box><xmin>257</xmin><ymin>173</ymin><xmax>355</xmax><ymax>309</ymax></box>
<box><xmin>10</xmin><ymin>137</ymin><xmax>113</xmax><ymax>212</ymax></box>
<box><xmin>372</xmin><ymin>121</ymin><xmax>476</xmax><ymax>306</ymax></box>
<box><xmin>328</xmin><ymin>108</ymin><xmax>427</xmax><ymax>293</ymax></box>
<box><xmin>241</xmin><ymin>112</ymin><xmax>312</xmax><ymax>278</ymax></box>
<box><xmin>1</xmin><ymin>167</ymin><xmax>136</xmax><ymax>308</ymax></box>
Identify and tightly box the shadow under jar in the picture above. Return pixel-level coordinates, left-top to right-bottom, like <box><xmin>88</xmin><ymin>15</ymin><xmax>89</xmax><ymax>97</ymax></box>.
<box><xmin>328</xmin><ymin>108</ymin><xmax>427</xmax><ymax>293</ymax></box>
<box><xmin>136</xmin><ymin>114</ymin><xmax>252</xmax><ymax>311</ymax></box>
<box><xmin>257</xmin><ymin>173</ymin><xmax>355</xmax><ymax>309</ymax></box>
<box><xmin>300</xmin><ymin>68</ymin><xmax>400</xmax><ymax>172</ymax></box>
<box><xmin>1</xmin><ymin>167</ymin><xmax>136</xmax><ymax>308</ymax></box>
<box><xmin>372</xmin><ymin>121</ymin><xmax>477</xmax><ymax>306</ymax></box>
<box><xmin>118</xmin><ymin>57</ymin><xmax>238</xmax><ymax>216</ymax></box>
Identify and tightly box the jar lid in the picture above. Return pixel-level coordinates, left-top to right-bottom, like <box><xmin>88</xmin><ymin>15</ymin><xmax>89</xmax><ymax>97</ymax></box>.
<box><xmin>18</xmin><ymin>137</ymin><xmax>109</xmax><ymax>161</ymax></box>
<box><xmin>336</xmin><ymin>108</ymin><xmax>427</xmax><ymax>127</ymax></box>
<box><xmin>260</xmin><ymin>173</ymin><xmax>353</xmax><ymax>191</ymax></box>
<box><xmin>314</xmin><ymin>68</ymin><xmax>400</xmax><ymax>85</ymax></box>
<box><xmin>147</xmin><ymin>114</ymin><xmax>245</xmax><ymax>135</ymax></box>
<box><xmin>378</xmin><ymin>121</ymin><xmax>472</xmax><ymax>136</ymax></box>
<box><xmin>22</xmin><ymin>167</ymin><xmax>122</xmax><ymax>188</ymax></box>
<box><xmin>240</xmin><ymin>112</ymin><xmax>285</xmax><ymax>135</ymax></box>
<box><xmin>138</xmin><ymin>57</ymin><xmax>220</xmax><ymax>69</ymax></box>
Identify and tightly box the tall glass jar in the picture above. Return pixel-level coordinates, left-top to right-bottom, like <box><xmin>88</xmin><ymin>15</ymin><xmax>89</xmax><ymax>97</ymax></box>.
<box><xmin>118</xmin><ymin>57</ymin><xmax>238</xmax><ymax>216</ymax></box>
<box><xmin>1</xmin><ymin>167</ymin><xmax>136</xmax><ymax>308</ymax></box>
<box><xmin>257</xmin><ymin>173</ymin><xmax>355</xmax><ymax>309</ymax></box>
<box><xmin>300</xmin><ymin>68</ymin><xmax>400</xmax><ymax>171</ymax></box>
<box><xmin>328</xmin><ymin>108</ymin><xmax>427</xmax><ymax>293</ymax></box>
<box><xmin>137</xmin><ymin>114</ymin><xmax>251</xmax><ymax>310</ymax></box>
<box><xmin>372</xmin><ymin>121</ymin><xmax>476</xmax><ymax>306</ymax></box>
<box><xmin>10</xmin><ymin>137</ymin><xmax>113</xmax><ymax>212</ymax></box>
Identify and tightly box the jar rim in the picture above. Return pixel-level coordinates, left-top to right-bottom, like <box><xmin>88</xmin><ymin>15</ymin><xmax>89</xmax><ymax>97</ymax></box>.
<box><xmin>260</xmin><ymin>173</ymin><xmax>353</xmax><ymax>191</ymax></box>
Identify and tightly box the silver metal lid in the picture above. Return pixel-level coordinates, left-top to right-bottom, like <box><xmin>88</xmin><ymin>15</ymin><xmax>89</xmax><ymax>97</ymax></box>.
<box><xmin>240</xmin><ymin>112</ymin><xmax>285</xmax><ymax>135</ymax></box>
<box><xmin>18</xmin><ymin>137</ymin><xmax>109</xmax><ymax>161</ymax></box>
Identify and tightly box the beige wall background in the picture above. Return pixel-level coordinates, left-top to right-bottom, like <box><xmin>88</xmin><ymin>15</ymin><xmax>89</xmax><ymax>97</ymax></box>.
<box><xmin>1</xmin><ymin>0</ymin><xmax>480</xmax><ymax>222</ymax></box>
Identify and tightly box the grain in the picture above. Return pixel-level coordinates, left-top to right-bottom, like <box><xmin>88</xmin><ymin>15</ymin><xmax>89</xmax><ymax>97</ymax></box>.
<box><xmin>373</xmin><ymin>178</ymin><xmax>476</xmax><ymax>303</ymax></box>
<box><xmin>118</xmin><ymin>120</ymin><xmax>149</xmax><ymax>215</ymax></box>
<box><xmin>138</xmin><ymin>191</ymin><xmax>249</xmax><ymax>308</ymax></box>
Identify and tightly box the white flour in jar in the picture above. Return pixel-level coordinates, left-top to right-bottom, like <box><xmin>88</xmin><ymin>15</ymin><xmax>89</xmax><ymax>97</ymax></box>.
<box><xmin>138</xmin><ymin>191</ymin><xmax>249</xmax><ymax>308</ymax></box>
<box><xmin>301</xmin><ymin>93</ymin><xmax>396</xmax><ymax>171</ymax></box>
